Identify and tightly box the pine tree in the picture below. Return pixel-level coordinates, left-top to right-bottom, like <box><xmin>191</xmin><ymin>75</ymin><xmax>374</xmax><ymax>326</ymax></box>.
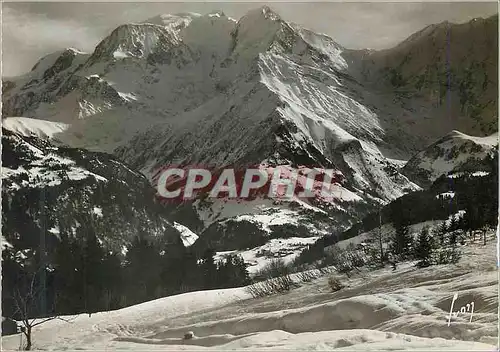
<box><xmin>485</xmin><ymin>151</ymin><xmax>498</xmax><ymax>227</ymax></box>
<box><xmin>447</xmin><ymin>213</ymin><xmax>464</xmax><ymax>246</ymax></box>
<box><xmin>200</xmin><ymin>248</ymin><xmax>218</xmax><ymax>289</ymax></box>
<box><xmin>463</xmin><ymin>203</ymin><xmax>481</xmax><ymax>242</ymax></box>
<box><xmin>449</xmin><ymin>231</ymin><xmax>457</xmax><ymax>246</ymax></box>
<box><xmin>390</xmin><ymin>222</ymin><xmax>412</xmax><ymax>258</ymax></box>
<box><xmin>181</xmin><ymin>250</ymin><xmax>201</xmax><ymax>292</ymax></box>
<box><xmin>449</xmin><ymin>214</ymin><xmax>458</xmax><ymax>232</ymax></box>
<box><xmin>437</xmin><ymin>221</ymin><xmax>447</xmax><ymax>246</ymax></box>
<box><xmin>217</xmin><ymin>254</ymin><xmax>250</xmax><ymax>288</ymax></box>
<box><xmin>160</xmin><ymin>236</ymin><xmax>187</xmax><ymax>294</ymax></box>
<box><xmin>232</xmin><ymin>255</ymin><xmax>250</xmax><ymax>286</ymax></box>
<box><xmin>125</xmin><ymin>235</ymin><xmax>161</xmax><ymax>303</ymax></box>
<box><xmin>458</xmin><ymin>214</ymin><xmax>466</xmax><ymax>232</ymax></box>
<box><xmin>414</xmin><ymin>227</ymin><xmax>433</xmax><ymax>268</ymax></box>
<box><xmin>82</xmin><ymin>232</ymin><xmax>105</xmax><ymax>315</ymax></box>
<box><xmin>53</xmin><ymin>234</ymin><xmax>79</xmax><ymax>313</ymax></box>
<box><xmin>101</xmin><ymin>252</ymin><xmax>123</xmax><ymax>310</ymax></box>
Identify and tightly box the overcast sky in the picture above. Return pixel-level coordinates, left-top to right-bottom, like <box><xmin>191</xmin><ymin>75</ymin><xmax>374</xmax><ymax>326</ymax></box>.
<box><xmin>2</xmin><ymin>1</ymin><xmax>497</xmax><ymax>77</ymax></box>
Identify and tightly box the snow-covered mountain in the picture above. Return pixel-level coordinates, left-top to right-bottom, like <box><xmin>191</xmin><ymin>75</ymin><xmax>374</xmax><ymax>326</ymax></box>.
<box><xmin>402</xmin><ymin>130</ymin><xmax>498</xmax><ymax>187</ymax></box>
<box><xmin>345</xmin><ymin>15</ymin><xmax>497</xmax><ymax>151</ymax></box>
<box><xmin>2</xmin><ymin>7</ymin><xmax>496</xmax><ymax>255</ymax></box>
<box><xmin>1</xmin><ymin>128</ymin><xmax>187</xmax><ymax>258</ymax></box>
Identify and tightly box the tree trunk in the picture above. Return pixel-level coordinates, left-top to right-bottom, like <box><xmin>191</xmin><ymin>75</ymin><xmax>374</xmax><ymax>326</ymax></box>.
<box><xmin>24</xmin><ymin>326</ymin><xmax>32</xmax><ymax>351</ymax></box>
<box><xmin>379</xmin><ymin>233</ymin><xmax>384</xmax><ymax>264</ymax></box>
<box><xmin>105</xmin><ymin>290</ymin><xmax>112</xmax><ymax>311</ymax></box>
<box><xmin>378</xmin><ymin>212</ymin><xmax>383</xmax><ymax>265</ymax></box>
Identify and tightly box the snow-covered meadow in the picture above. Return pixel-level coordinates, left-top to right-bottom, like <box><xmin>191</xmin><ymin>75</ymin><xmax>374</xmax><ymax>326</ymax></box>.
<box><xmin>2</xmin><ymin>231</ymin><xmax>497</xmax><ymax>351</ymax></box>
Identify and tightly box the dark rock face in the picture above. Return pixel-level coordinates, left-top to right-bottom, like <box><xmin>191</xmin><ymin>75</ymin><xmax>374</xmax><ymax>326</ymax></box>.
<box><xmin>345</xmin><ymin>15</ymin><xmax>498</xmax><ymax>141</ymax></box>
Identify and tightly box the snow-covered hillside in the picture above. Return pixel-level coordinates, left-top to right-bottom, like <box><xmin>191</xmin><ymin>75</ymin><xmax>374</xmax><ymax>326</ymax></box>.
<box><xmin>2</xmin><ymin>231</ymin><xmax>497</xmax><ymax>350</ymax></box>
<box><xmin>173</xmin><ymin>222</ymin><xmax>199</xmax><ymax>247</ymax></box>
<box><xmin>2</xmin><ymin>117</ymin><xmax>69</xmax><ymax>140</ymax></box>
<box><xmin>1</xmin><ymin>128</ymin><xmax>187</xmax><ymax>254</ymax></box>
<box><xmin>402</xmin><ymin>130</ymin><xmax>498</xmax><ymax>187</ymax></box>
<box><xmin>215</xmin><ymin>236</ymin><xmax>320</xmax><ymax>275</ymax></box>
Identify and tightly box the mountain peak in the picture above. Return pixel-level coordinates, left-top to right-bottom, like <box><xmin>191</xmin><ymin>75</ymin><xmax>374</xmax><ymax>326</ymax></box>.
<box><xmin>260</xmin><ymin>5</ymin><xmax>281</xmax><ymax>20</ymax></box>
<box><xmin>30</xmin><ymin>48</ymin><xmax>85</xmax><ymax>74</ymax></box>
<box><xmin>207</xmin><ymin>10</ymin><xmax>226</xmax><ymax>18</ymax></box>
<box><xmin>88</xmin><ymin>23</ymin><xmax>181</xmax><ymax>63</ymax></box>
<box><xmin>242</xmin><ymin>6</ymin><xmax>281</xmax><ymax>22</ymax></box>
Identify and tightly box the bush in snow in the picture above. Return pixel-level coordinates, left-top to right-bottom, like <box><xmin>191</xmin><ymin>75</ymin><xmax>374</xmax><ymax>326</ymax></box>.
<box><xmin>296</xmin><ymin>270</ymin><xmax>319</xmax><ymax>283</ymax></box>
<box><xmin>328</xmin><ymin>276</ymin><xmax>345</xmax><ymax>292</ymax></box>
<box><xmin>245</xmin><ymin>274</ymin><xmax>298</xmax><ymax>298</ymax></box>
<box><xmin>349</xmin><ymin>250</ymin><xmax>368</xmax><ymax>268</ymax></box>
<box><xmin>254</xmin><ymin>258</ymin><xmax>291</xmax><ymax>281</ymax></box>
<box><xmin>247</xmin><ymin>260</ymin><xmax>323</xmax><ymax>299</ymax></box>
<box><xmin>322</xmin><ymin>245</ymin><xmax>367</xmax><ymax>276</ymax></box>
<box><xmin>183</xmin><ymin>331</ymin><xmax>195</xmax><ymax>340</ymax></box>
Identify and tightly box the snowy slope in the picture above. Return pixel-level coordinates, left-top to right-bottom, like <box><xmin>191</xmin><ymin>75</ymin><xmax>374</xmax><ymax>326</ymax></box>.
<box><xmin>402</xmin><ymin>130</ymin><xmax>498</xmax><ymax>187</ymax></box>
<box><xmin>173</xmin><ymin>222</ymin><xmax>199</xmax><ymax>247</ymax></box>
<box><xmin>215</xmin><ymin>236</ymin><xmax>320</xmax><ymax>275</ymax></box>
<box><xmin>1</xmin><ymin>231</ymin><xmax>497</xmax><ymax>350</ymax></box>
<box><xmin>2</xmin><ymin>117</ymin><xmax>70</xmax><ymax>140</ymax></box>
<box><xmin>331</xmin><ymin>211</ymin><xmax>465</xmax><ymax>252</ymax></box>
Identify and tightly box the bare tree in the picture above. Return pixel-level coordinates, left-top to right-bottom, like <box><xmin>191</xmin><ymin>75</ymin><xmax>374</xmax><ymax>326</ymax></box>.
<box><xmin>9</xmin><ymin>270</ymin><xmax>74</xmax><ymax>350</ymax></box>
<box><xmin>481</xmin><ymin>225</ymin><xmax>488</xmax><ymax>245</ymax></box>
<box><xmin>370</xmin><ymin>210</ymin><xmax>385</xmax><ymax>266</ymax></box>
<box><xmin>377</xmin><ymin>211</ymin><xmax>384</xmax><ymax>265</ymax></box>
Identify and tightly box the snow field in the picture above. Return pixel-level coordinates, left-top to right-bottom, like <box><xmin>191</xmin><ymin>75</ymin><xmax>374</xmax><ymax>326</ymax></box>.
<box><xmin>2</xmin><ymin>231</ymin><xmax>496</xmax><ymax>351</ymax></box>
<box><xmin>2</xmin><ymin>117</ymin><xmax>70</xmax><ymax>139</ymax></box>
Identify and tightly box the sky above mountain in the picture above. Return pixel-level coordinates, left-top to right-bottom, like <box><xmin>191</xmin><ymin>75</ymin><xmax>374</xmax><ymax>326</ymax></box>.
<box><xmin>2</xmin><ymin>1</ymin><xmax>497</xmax><ymax>77</ymax></box>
